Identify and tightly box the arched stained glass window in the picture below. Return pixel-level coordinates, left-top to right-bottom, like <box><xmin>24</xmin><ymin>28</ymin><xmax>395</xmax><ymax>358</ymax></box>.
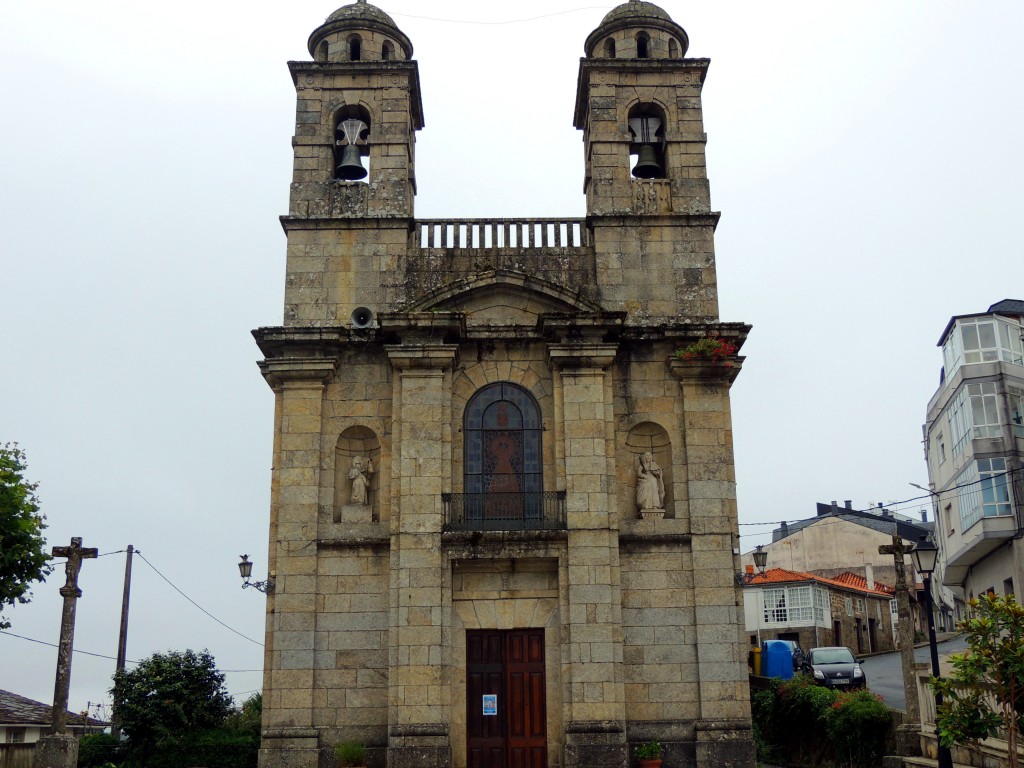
<box><xmin>464</xmin><ymin>382</ymin><xmax>542</xmax><ymax>495</ymax></box>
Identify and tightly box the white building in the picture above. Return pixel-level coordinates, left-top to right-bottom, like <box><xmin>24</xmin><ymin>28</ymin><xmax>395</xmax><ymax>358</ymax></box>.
<box><xmin>923</xmin><ymin>299</ymin><xmax>1024</xmax><ymax>604</ymax></box>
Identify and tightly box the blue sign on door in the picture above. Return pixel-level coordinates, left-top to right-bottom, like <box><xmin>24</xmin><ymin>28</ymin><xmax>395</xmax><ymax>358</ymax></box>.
<box><xmin>482</xmin><ymin>694</ymin><xmax>497</xmax><ymax>716</ymax></box>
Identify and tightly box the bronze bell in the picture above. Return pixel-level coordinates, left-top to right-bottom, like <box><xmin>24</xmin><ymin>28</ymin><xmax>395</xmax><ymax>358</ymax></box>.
<box><xmin>336</xmin><ymin>145</ymin><xmax>367</xmax><ymax>181</ymax></box>
<box><xmin>632</xmin><ymin>144</ymin><xmax>662</xmax><ymax>179</ymax></box>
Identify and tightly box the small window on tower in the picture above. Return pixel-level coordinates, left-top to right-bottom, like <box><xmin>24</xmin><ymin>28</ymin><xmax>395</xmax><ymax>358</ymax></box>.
<box><xmin>604</xmin><ymin>38</ymin><xmax>616</xmax><ymax>58</ymax></box>
<box><xmin>382</xmin><ymin>40</ymin><xmax>394</xmax><ymax>61</ymax></box>
<box><xmin>636</xmin><ymin>31</ymin><xmax>650</xmax><ymax>59</ymax></box>
<box><xmin>669</xmin><ymin>38</ymin><xmax>679</xmax><ymax>58</ymax></box>
<box><xmin>348</xmin><ymin>34</ymin><xmax>362</xmax><ymax>61</ymax></box>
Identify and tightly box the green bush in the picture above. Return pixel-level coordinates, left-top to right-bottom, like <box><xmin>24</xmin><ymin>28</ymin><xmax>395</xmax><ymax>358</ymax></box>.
<box><xmin>750</xmin><ymin>677</ymin><xmax>892</xmax><ymax>767</ymax></box>
<box><xmin>334</xmin><ymin>740</ymin><xmax>368</xmax><ymax>766</ymax></box>
<box><xmin>825</xmin><ymin>690</ymin><xmax>893</xmax><ymax>768</ymax></box>
<box><xmin>77</xmin><ymin>733</ymin><xmax>123</xmax><ymax>768</ymax></box>
<box><xmin>138</xmin><ymin>728</ymin><xmax>258</xmax><ymax>768</ymax></box>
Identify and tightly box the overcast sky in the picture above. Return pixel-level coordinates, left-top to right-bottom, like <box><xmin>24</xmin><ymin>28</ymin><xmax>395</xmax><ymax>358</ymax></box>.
<box><xmin>1</xmin><ymin>0</ymin><xmax>1022</xmax><ymax>716</ymax></box>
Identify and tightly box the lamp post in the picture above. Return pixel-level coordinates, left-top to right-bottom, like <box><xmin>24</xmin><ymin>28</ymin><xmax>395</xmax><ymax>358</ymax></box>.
<box><xmin>910</xmin><ymin>535</ymin><xmax>953</xmax><ymax>768</ymax></box>
<box><xmin>736</xmin><ymin>544</ymin><xmax>768</xmax><ymax>585</ymax></box>
<box><xmin>238</xmin><ymin>554</ymin><xmax>275</xmax><ymax>594</ymax></box>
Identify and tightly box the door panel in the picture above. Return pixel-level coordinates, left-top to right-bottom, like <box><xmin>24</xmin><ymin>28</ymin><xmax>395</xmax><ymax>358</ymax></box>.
<box><xmin>467</xmin><ymin>629</ymin><xmax>547</xmax><ymax>768</ymax></box>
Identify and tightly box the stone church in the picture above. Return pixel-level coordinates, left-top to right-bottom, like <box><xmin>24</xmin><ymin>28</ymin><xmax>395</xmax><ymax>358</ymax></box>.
<box><xmin>253</xmin><ymin>2</ymin><xmax>755</xmax><ymax>766</ymax></box>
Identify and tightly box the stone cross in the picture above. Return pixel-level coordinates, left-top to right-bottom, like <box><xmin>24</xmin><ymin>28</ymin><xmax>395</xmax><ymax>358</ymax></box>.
<box><xmin>879</xmin><ymin>533</ymin><xmax>921</xmax><ymax>756</ymax></box>
<box><xmin>49</xmin><ymin>537</ymin><xmax>98</xmax><ymax>734</ymax></box>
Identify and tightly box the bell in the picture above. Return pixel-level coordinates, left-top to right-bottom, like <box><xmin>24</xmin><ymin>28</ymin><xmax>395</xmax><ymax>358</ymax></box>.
<box><xmin>336</xmin><ymin>144</ymin><xmax>367</xmax><ymax>181</ymax></box>
<box><xmin>632</xmin><ymin>144</ymin><xmax>662</xmax><ymax>179</ymax></box>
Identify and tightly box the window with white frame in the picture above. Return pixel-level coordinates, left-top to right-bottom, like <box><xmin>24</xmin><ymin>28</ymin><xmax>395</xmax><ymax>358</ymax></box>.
<box><xmin>890</xmin><ymin>598</ymin><xmax>898</xmax><ymax>618</ymax></box>
<box><xmin>6</xmin><ymin>728</ymin><xmax>26</xmax><ymax>743</ymax></box>
<box><xmin>762</xmin><ymin>585</ymin><xmax>823</xmax><ymax>625</ymax></box>
<box><xmin>764</xmin><ymin>588</ymin><xmax>787</xmax><ymax>623</ymax></box>
<box><xmin>845</xmin><ymin>596</ymin><xmax>853</xmax><ymax>616</ymax></box>
<box><xmin>855</xmin><ymin>597</ymin><xmax>865</xmax><ymax>612</ymax></box>
<box><xmin>1010</xmin><ymin>385</ymin><xmax>1024</xmax><ymax>438</ymax></box>
<box><xmin>813</xmin><ymin>587</ymin><xmax>828</xmax><ymax>623</ymax></box>
<box><xmin>956</xmin><ymin>457</ymin><xmax>1013</xmax><ymax>529</ymax></box>
<box><xmin>934</xmin><ymin>431</ymin><xmax>946</xmax><ymax>465</ymax></box>
<box><xmin>943</xmin><ymin>316</ymin><xmax>1024</xmax><ymax>378</ymax></box>
<box><xmin>876</xmin><ymin>601</ymin><xmax>882</xmax><ymax>620</ymax></box>
<box><xmin>949</xmin><ymin>382</ymin><xmax>1002</xmax><ymax>458</ymax></box>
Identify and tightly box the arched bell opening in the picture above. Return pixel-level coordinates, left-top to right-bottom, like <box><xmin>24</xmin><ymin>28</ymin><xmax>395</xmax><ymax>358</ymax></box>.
<box><xmin>333</xmin><ymin>105</ymin><xmax>372</xmax><ymax>182</ymax></box>
<box><xmin>347</xmin><ymin>33</ymin><xmax>362</xmax><ymax>62</ymax></box>
<box><xmin>636</xmin><ymin>31</ymin><xmax>650</xmax><ymax>59</ymax></box>
<box><xmin>382</xmin><ymin>39</ymin><xmax>395</xmax><ymax>61</ymax></box>
<box><xmin>668</xmin><ymin>38</ymin><xmax>679</xmax><ymax>59</ymax></box>
<box><xmin>603</xmin><ymin>37</ymin><xmax>616</xmax><ymax>58</ymax></box>
<box><xmin>628</xmin><ymin>102</ymin><xmax>666</xmax><ymax>179</ymax></box>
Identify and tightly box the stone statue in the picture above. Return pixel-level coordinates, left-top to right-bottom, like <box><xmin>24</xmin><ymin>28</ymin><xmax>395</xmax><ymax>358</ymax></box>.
<box><xmin>635</xmin><ymin>451</ymin><xmax>664</xmax><ymax>512</ymax></box>
<box><xmin>349</xmin><ymin>456</ymin><xmax>373</xmax><ymax>505</ymax></box>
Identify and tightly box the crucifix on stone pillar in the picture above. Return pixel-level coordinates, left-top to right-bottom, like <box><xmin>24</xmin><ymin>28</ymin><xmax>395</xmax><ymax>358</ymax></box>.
<box><xmin>879</xmin><ymin>532</ymin><xmax>921</xmax><ymax>756</ymax></box>
<box><xmin>49</xmin><ymin>537</ymin><xmax>98</xmax><ymax>734</ymax></box>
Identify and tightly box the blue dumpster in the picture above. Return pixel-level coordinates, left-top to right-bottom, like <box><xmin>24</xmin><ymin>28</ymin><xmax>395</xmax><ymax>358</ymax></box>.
<box><xmin>761</xmin><ymin>640</ymin><xmax>795</xmax><ymax>680</ymax></box>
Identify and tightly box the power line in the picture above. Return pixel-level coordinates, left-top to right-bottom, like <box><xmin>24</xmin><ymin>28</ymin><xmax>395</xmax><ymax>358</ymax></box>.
<box><xmin>0</xmin><ymin>630</ymin><xmax>262</xmax><ymax>673</ymax></box>
<box><xmin>136</xmin><ymin>553</ymin><xmax>263</xmax><ymax>648</ymax></box>
<box><xmin>392</xmin><ymin>6</ymin><xmax>611</xmax><ymax>25</ymax></box>
<box><xmin>737</xmin><ymin>464</ymin><xmax>1024</xmax><ymax>530</ymax></box>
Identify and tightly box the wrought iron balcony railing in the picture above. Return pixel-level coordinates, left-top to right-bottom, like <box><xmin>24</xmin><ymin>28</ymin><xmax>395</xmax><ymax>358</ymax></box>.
<box><xmin>441</xmin><ymin>492</ymin><xmax>567</xmax><ymax>532</ymax></box>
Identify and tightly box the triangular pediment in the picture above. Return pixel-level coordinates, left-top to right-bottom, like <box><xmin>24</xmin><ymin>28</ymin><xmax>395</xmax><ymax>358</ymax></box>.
<box><xmin>407</xmin><ymin>271</ymin><xmax>601</xmax><ymax>327</ymax></box>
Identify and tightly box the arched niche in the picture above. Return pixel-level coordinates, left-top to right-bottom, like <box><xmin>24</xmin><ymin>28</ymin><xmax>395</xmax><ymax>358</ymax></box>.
<box><xmin>334</xmin><ymin>426</ymin><xmax>381</xmax><ymax>523</ymax></box>
<box><xmin>604</xmin><ymin>37</ymin><xmax>616</xmax><ymax>58</ymax></box>
<box><xmin>624</xmin><ymin>422</ymin><xmax>673</xmax><ymax>518</ymax></box>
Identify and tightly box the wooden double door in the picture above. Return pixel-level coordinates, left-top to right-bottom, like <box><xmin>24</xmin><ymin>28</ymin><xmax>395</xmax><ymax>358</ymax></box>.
<box><xmin>466</xmin><ymin>629</ymin><xmax>547</xmax><ymax>768</ymax></box>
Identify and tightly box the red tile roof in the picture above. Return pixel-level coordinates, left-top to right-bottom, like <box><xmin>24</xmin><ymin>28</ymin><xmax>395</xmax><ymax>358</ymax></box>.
<box><xmin>748</xmin><ymin>568</ymin><xmax>894</xmax><ymax>597</ymax></box>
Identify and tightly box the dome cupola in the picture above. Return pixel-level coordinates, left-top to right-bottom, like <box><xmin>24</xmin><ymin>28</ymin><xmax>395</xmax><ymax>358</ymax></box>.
<box><xmin>309</xmin><ymin>0</ymin><xmax>413</xmax><ymax>63</ymax></box>
<box><xmin>584</xmin><ymin>1</ymin><xmax>688</xmax><ymax>59</ymax></box>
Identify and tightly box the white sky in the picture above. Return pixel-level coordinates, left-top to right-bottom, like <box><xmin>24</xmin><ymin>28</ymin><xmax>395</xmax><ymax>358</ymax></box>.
<box><xmin>1</xmin><ymin>0</ymin><xmax>1022</xmax><ymax>716</ymax></box>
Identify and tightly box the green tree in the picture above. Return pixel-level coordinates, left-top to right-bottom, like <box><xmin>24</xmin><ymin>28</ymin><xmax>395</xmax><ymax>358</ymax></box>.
<box><xmin>932</xmin><ymin>592</ymin><xmax>1024</xmax><ymax>768</ymax></box>
<box><xmin>111</xmin><ymin>649</ymin><xmax>234</xmax><ymax>761</ymax></box>
<box><xmin>0</xmin><ymin>443</ymin><xmax>51</xmax><ymax>630</ymax></box>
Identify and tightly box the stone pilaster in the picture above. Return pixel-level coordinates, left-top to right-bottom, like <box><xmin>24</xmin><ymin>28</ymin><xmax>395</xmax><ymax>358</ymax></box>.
<box><xmin>385</xmin><ymin>342</ymin><xmax>458</xmax><ymax>768</ymax></box>
<box><xmin>549</xmin><ymin>341</ymin><xmax>628</xmax><ymax>768</ymax></box>
<box><xmin>258</xmin><ymin>356</ymin><xmax>338</xmax><ymax>768</ymax></box>
<box><xmin>668</xmin><ymin>357</ymin><xmax>755</xmax><ymax>768</ymax></box>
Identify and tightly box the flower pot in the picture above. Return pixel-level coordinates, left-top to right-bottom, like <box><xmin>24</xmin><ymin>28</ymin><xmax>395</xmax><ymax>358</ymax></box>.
<box><xmin>638</xmin><ymin>759</ymin><xmax>662</xmax><ymax>768</ymax></box>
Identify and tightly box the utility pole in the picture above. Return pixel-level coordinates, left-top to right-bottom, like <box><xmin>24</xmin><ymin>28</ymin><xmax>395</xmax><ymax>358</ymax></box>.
<box><xmin>35</xmin><ymin>536</ymin><xmax>98</xmax><ymax>768</ymax></box>
<box><xmin>879</xmin><ymin>533</ymin><xmax>921</xmax><ymax>757</ymax></box>
<box><xmin>111</xmin><ymin>545</ymin><xmax>135</xmax><ymax>740</ymax></box>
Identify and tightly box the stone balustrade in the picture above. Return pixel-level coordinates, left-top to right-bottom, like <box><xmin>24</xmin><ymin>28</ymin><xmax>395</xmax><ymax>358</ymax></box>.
<box><xmin>413</xmin><ymin>218</ymin><xmax>590</xmax><ymax>251</ymax></box>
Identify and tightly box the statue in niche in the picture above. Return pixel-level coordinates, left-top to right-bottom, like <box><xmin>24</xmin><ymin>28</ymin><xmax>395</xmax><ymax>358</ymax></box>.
<box><xmin>635</xmin><ymin>451</ymin><xmax>665</xmax><ymax>512</ymax></box>
<box><xmin>348</xmin><ymin>456</ymin><xmax>374</xmax><ymax>505</ymax></box>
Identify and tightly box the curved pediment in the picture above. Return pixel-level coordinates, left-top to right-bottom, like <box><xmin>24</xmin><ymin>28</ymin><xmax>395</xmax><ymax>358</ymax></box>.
<box><xmin>407</xmin><ymin>271</ymin><xmax>602</xmax><ymax>327</ymax></box>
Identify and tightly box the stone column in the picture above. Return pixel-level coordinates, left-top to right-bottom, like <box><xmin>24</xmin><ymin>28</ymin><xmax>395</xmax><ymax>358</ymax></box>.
<box><xmin>385</xmin><ymin>342</ymin><xmax>458</xmax><ymax>768</ymax></box>
<box><xmin>258</xmin><ymin>357</ymin><xmax>337</xmax><ymax>768</ymax></box>
<box><xmin>549</xmin><ymin>342</ymin><xmax>628</xmax><ymax>768</ymax></box>
<box><xmin>668</xmin><ymin>357</ymin><xmax>755</xmax><ymax>768</ymax></box>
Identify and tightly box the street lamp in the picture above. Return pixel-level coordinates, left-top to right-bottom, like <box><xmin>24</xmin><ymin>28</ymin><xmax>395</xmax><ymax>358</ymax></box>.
<box><xmin>910</xmin><ymin>535</ymin><xmax>952</xmax><ymax>768</ymax></box>
<box><xmin>736</xmin><ymin>545</ymin><xmax>768</xmax><ymax>585</ymax></box>
<box><xmin>238</xmin><ymin>554</ymin><xmax>275</xmax><ymax>594</ymax></box>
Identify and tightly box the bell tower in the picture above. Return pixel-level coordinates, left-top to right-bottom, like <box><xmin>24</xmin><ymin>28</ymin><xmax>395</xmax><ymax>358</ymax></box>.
<box><xmin>574</xmin><ymin>1</ymin><xmax>719</xmax><ymax>323</ymax></box>
<box><xmin>282</xmin><ymin>0</ymin><xmax>424</xmax><ymax>327</ymax></box>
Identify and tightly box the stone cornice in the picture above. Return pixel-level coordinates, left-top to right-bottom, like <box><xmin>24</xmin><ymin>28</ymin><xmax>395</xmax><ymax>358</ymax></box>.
<box><xmin>258</xmin><ymin>356</ymin><xmax>338</xmax><ymax>388</ymax></box>
<box><xmin>667</xmin><ymin>357</ymin><xmax>744</xmax><ymax>387</ymax></box>
<box><xmin>385</xmin><ymin>343</ymin><xmax>459</xmax><ymax>371</ymax></box>
<box><xmin>548</xmin><ymin>342</ymin><xmax>619</xmax><ymax>370</ymax></box>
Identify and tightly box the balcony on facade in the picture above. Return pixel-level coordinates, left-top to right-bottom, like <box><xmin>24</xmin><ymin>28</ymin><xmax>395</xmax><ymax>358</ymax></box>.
<box><xmin>441</xmin><ymin>491</ymin><xmax>567</xmax><ymax>532</ymax></box>
<box><xmin>944</xmin><ymin>513</ymin><xmax>1017</xmax><ymax>586</ymax></box>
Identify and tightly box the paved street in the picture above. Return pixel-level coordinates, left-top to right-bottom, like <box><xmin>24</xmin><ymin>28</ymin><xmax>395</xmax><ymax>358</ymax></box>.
<box><xmin>860</xmin><ymin>635</ymin><xmax>968</xmax><ymax>710</ymax></box>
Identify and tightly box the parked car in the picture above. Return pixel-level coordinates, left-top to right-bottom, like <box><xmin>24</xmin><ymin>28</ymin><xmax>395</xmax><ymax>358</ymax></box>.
<box><xmin>801</xmin><ymin>646</ymin><xmax>866</xmax><ymax>689</ymax></box>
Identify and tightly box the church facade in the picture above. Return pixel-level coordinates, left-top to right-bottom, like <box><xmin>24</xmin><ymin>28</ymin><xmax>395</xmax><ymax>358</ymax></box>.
<box><xmin>253</xmin><ymin>2</ymin><xmax>755</xmax><ymax>767</ymax></box>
